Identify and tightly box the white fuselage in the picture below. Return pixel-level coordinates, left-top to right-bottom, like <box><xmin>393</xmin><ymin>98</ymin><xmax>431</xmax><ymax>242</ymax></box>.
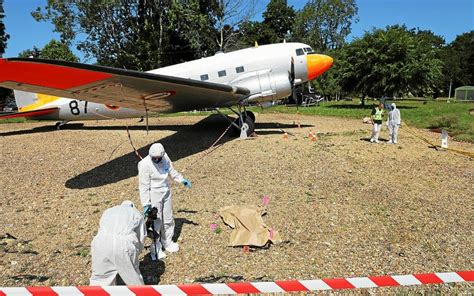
<box><xmin>20</xmin><ymin>43</ymin><xmax>319</xmax><ymax>121</ymax></box>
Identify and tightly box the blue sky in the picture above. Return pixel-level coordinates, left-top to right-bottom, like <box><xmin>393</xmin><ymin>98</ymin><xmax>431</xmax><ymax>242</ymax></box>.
<box><xmin>2</xmin><ymin>0</ymin><xmax>473</xmax><ymax>61</ymax></box>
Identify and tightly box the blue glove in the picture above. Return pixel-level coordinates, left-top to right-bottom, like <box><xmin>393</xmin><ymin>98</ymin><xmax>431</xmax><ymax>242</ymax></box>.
<box><xmin>143</xmin><ymin>204</ymin><xmax>152</xmax><ymax>216</ymax></box>
<box><xmin>181</xmin><ymin>179</ymin><xmax>192</xmax><ymax>188</ymax></box>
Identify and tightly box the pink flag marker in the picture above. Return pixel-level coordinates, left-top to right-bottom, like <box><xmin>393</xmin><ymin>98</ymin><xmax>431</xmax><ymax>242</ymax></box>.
<box><xmin>262</xmin><ymin>195</ymin><xmax>270</xmax><ymax>206</ymax></box>
<box><xmin>210</xmin><ymin>223</ymin><xmax>218</xmax><ymax>231</ymax></box>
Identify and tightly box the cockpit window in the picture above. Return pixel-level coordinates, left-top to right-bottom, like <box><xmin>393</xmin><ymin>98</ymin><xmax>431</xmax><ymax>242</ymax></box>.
<box><xmin>304</xmin><ymin>47</ymin><xmax>313</xmax><ymax>53</ymax></box>
<box><xmin>296</xmin><ymin>48</ymin><xmax>304</xmax><ymax>56</ymax></box>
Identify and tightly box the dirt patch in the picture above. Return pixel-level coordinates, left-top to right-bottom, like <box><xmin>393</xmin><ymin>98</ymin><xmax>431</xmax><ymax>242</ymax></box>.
<box><xmin>0</xmin><ymin>114</ymin><xmax>472</xmax><ymax>293</ymax></box>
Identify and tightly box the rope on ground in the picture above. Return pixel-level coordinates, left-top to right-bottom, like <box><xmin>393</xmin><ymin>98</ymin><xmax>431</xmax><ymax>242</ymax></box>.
<box><xmin>126</xmin><ymin>125</ymin><xmax>143</xmax><ymax>160</ymax></box>
<box><xmin>89</xmin><ymin>109</ymin><xmax>144</xmax><ymax>160</ymax></box>
<box><xmin>402</xmin><ymin>121</ymin><xmax>474</xmax><ymax>158</ymax></box>
<box><xmin>181</xmin><ymin>122</ymin><xmax>234</xmax><ymax>173</ymax></box>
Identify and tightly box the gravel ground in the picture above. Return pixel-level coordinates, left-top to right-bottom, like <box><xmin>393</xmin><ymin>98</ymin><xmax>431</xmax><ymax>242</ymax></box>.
<box><xmin>0</xmin><ymin>113</ymin><xmax>472</xmax><ymax>294</ymax></box>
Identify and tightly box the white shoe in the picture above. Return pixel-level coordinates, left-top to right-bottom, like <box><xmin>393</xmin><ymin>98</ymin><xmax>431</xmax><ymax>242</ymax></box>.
<box><xmin>375</xmin><ymin>140</ymin><xmax>380</xmax><ymax>143</ymax></box>
<box><xmin>150</xmin><ymin>248</ymin><xmax>166</xmax><ymax>261</ymax></box>
<box><xmin>150</xmin><ymin>251</ymin><xmax>166</xmax><ymax>261</ymax></box>
<box><xmin>164</xmin><ymin>242</ymin><xmax>179</xmax><ymax>253</ymax></box>
<box><xmin>387</xmin><ymin>141</ymin><xmax>393</xmax><ymax>144</ymax></box>
<box><xmin>370</xmin><ymin>138</ymin><xmax>375</xmax><ymax>143</ymax></box>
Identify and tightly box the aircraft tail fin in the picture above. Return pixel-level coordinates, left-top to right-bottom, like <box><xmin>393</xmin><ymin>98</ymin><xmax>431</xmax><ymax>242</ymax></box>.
<box><xmin>13</xmin><ymin>90</ymin><xmax>59</xmax><ymax>112</ymax></box>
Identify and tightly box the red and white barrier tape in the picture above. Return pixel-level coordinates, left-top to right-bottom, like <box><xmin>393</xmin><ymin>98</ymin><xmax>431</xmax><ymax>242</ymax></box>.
<box><xmin>1</xmin><ymin>271</ymin><xmax>472</xmax><ymax>295</ymax></box>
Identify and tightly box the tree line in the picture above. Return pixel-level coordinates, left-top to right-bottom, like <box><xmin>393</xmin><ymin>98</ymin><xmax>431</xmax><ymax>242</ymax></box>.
<box><xmin>0</xmin><ymin>0</ymin><xmax>473</xmax><ymax>108</ymax></box>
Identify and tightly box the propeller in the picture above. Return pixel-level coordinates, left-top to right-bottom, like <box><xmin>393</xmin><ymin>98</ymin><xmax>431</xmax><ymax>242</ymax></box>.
<box><xmin>288</xmin><ymin>57</ymin><xmax>299</xmax><ymax>110</ymax></box>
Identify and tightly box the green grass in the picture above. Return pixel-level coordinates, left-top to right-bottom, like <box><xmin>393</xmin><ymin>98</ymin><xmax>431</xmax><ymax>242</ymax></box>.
<box><xmin>0</xmin><ymin>117</ymin><xmax>34</xmax><ymax>124</ymax></box>
<box><xmin>259</xmin><ymin>100</ymin><xmax>474</xmax><ymax>143</ymax></box>
<box><xmin>2</xmin><ymin>99</ymin><xmax>472</xmax><ymax>142</ymax></box>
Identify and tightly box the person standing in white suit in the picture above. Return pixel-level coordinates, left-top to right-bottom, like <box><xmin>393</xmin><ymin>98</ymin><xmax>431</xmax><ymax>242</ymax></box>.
<box><xmin>138</xmin><ymin>143</ymin><xmax>192</xmax><ymax>260</ymax></box>
<box><xmin>89</xmin><ymin>200</ymin><xmax>146</xmax><ymax>286</ymax></box>
<box><xmin>387</xmin><ymin>103</ymin><xmax>401</xmax><ymax>144</ymax></box>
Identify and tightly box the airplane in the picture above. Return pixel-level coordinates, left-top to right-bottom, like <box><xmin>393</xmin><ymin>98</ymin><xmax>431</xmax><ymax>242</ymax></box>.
<box><xmin>0</xmin><ymin>42</ymin><xmax>333</xmax><ymax>137</ymax></box>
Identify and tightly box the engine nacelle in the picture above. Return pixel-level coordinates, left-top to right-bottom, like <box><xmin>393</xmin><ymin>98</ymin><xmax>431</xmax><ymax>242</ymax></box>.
<box><xmin>230</xmin><ymin>70</ymin><xmax>292</xmax><ymax>103</ymax></box>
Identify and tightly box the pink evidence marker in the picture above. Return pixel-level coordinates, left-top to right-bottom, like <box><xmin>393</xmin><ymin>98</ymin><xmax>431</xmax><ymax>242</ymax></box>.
<box><xmin>262</xmin><ymin>195</ymin><xmax>270</xmax><ymax>206</ymax></box>
<box><xmin>210</xmin><ymin>223</ymin><xmax>218</xmax><ymax>231</ymax></box>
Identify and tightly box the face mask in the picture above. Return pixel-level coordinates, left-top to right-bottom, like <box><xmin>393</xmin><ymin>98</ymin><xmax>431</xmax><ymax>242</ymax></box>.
<box><xmin>152</xmin><ymin>157</ymin><xmax>162</xmax><ymax>164</ymax></box>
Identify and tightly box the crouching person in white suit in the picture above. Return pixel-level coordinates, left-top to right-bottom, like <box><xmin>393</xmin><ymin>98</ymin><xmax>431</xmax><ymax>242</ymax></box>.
<box><xmin>138</xmin><ymin>143</ymin><xmax>192</xmax><ymax>260</ymax></box>
<box><xmin>90</xmin><ymin>200</ymin><xmax>146</xmax><ymax>286</ymax></box>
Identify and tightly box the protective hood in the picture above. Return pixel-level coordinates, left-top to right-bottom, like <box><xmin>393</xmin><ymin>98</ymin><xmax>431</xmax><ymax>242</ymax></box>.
<box><xmin>391</xmin><ymin>103</ymin><xmax>397</xmax><ymax>110</ymax></box>
<box><xmin>149</xmin><ymin>143</ymin><xmax>165</xmax><ymax>158</ymax></box>
<box><xmin>121</xmin><ymin>200</ymin><xmax>135</xmax><ymax>208</ymax></box>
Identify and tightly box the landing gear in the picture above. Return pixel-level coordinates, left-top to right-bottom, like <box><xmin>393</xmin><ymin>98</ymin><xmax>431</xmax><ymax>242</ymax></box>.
<box><xmin>215</xmin><ymin>107</ymin><xmax>255</xmax><ymax>138</ymax></box>
<box><xmin>233</xmin><ymin>114</ymin><xmax>255</xmax><ymax>138</ymax></box>
<box><xmin>55</xmin><ymin>121</ymin><xmax>69</xmax><ymax>130</ymax></box>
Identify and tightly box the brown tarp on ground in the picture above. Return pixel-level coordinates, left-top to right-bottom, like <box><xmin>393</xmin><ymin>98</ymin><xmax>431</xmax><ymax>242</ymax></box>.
<box><xmin>219</xmin><ymin>205</ymin><xmax>282</xmax><ymax>247</ymax></box>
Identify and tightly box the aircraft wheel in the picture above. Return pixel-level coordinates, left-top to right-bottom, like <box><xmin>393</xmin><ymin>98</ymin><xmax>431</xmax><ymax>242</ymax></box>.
<box><xmin>232</xmin><ymin>115</ymin><xmax>255</xmax><ymax>137</ymax></box>
<box><xmin>243</xmin><ymin>111</ymin><xmax>255</xmax><ymax>123</ymax></box>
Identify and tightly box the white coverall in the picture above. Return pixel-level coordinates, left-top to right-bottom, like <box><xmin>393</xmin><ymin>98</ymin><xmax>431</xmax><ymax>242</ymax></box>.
<box><xmin>387</xmin><ymin>103</ymin><xmax>401</xmax><ymax>144</ymax></box>
<box><xmin>138</xmin><ymin>144</ymin><xmax>184</xmax><ymax>259</ymax></box>
<box><xmin>90</xmin><ymin>200</ymin><xmax>146</xmax><ymax>286</ymax></box>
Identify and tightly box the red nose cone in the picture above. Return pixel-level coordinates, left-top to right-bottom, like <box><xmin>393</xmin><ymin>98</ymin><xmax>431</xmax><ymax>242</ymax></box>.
<box><xmin>307</xmin><ymin>54</ymin><xmax>333</xmax><ymax>80</ymax></box>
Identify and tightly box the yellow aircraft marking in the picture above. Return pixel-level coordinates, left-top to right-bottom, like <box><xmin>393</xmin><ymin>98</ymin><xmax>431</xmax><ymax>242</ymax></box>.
<box><xmin>19</xmin><ymin>94</ymin><xmax>60</xmax><ymax>112</ymax></box>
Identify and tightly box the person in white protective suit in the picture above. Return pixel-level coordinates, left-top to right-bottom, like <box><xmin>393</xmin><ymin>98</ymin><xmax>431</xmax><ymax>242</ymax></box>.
<box><xmin>138</xmin><ymin>143</ymin><xmax>192</xmax><ymax>260</ymax></box>
<box><xmin>387</xmin><ymin>103</ymin><xmax>401</xmax><ymax>144</ymax></box>
<box><xmin>89</xmin><ymin>200</ymin><xmax>146</xmax><ymax>286</ymax></box>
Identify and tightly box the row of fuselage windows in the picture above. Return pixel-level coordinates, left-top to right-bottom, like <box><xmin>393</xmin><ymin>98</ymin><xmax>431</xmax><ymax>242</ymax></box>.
<box><xmin>200</xmin><ymin>65</ymin><xmax>245</xmax><ymax>81</ymax></box>
<box><xmin>199</xmin><ymin>48</ymin><xmax>313</xmax><ymax>81</ymax></box>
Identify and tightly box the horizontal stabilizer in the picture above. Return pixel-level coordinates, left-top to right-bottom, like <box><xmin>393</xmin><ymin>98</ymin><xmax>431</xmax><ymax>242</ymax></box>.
<box><xmin>0</xmin><ymin>107</ymin><xmax>58</xmax><ymax>119</ymax></box>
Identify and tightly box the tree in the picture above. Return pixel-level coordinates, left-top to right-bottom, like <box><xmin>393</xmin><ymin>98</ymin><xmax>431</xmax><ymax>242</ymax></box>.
<box><xmin>438</xmin><ymin>31</ymin><xmax>474</xmax><ymax>97</ymax></box>
<box><xmin>0</xmin><ymin>0</ymin><xmax>8</xmax><ymax>57</ymax></box>
<box><xmin>311</xmin><ymin>48</ymin><xmax>344</xmax><ymax>100</ymax></box>
<box><xmin>292</xmin><ymin>0</ymin><xmax>358</xmax><ymax>51</ymax></box>
<box><xmin>0</xmin><ymin>0</ymin><xmax>12</xmax><ymax>109</ymax></box>
<box><xmin>213</xmin><ymin>0</ymin><xmax>257</xmax><ymax>52</ymax></box>
<box><xmin>339</xmin><ymin>25</ymin><xmax>443</xmax><ymax>102</ymax></box>
<box><xmin>238</xmin><ymin>0</ymin><xmax>295</xmax><ymax>47</ymax></box>
<box><xmin>19</xmin><ymin>40</ymin><xmax>78</xmax><ymax>62</ymax></box>
<box><xmin>32</xmin><ymin>1</ymin><xmax>220</xmax><ymax>70</ymax></box>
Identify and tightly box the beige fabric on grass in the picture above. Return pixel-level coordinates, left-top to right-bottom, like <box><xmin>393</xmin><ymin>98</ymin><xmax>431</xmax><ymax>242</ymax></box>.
<box><xmin>219</xmin><ymin>205</ymin><xmax>282</xmax><ymax>247</ymax></box>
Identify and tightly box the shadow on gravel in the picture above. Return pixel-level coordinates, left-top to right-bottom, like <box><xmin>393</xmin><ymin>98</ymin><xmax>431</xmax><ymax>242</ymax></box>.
<box><xmin>194</xmin><ymin>275</ymin><xmax>245</xmax><ymax>283</ymax></box>
<box><xmin>140</xmin><ymin>256</ymin><xmax>166</xmax><ymax>285</ymax></box>
<box><xmin>360</xmin><ymin>137</ymin><xmax>389</xmax><ymax>142</ymax></box>
<box><xmin>10</xmin><ymin>274</ymin><xmax>49</xmax><ymax>282</ymax></box>
<box><xmin>64</xmin><ymin>115</ymin><xmax>310</xmax><ymax>189</ymax></box>
<box><xmin>173</xmin><ymin>218</ymin><xmax>199</xmax><ymax>242</ymax></box>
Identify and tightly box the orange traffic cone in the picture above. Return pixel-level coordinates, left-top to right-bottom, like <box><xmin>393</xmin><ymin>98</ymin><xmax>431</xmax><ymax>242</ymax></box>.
<box><xmin>283</xmin><ymin>132</ymin><xmax>288</xmax><ymax>139</ymax></box>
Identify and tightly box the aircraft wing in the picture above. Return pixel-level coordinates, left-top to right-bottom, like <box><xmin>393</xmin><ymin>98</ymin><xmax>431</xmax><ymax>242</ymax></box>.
<box><xmin>0</xmin><ymin>58</ymin><xmax>250</xmax><ymax>113</ymax></box>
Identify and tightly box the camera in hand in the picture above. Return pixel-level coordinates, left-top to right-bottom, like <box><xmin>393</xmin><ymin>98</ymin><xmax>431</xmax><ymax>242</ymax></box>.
<box><xmin>145</xmin><ymin>207</ymin><xmax>159</xmax><ymax>239</ymax></box>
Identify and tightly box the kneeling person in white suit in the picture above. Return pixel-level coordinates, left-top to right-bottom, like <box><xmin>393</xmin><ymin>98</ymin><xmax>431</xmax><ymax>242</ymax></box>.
<box><xmin>90</xmin><ymin>200</ymin><xmax>146</xmax><ymax>286</ymax></box>
<box><xmin>138</xmin><ymin>143</ymin><xmax>192</xmax><ymax>260</ymax></box>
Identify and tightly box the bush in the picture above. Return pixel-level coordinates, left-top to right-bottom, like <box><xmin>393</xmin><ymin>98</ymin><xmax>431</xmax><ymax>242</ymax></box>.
<box><xmin>428</xmin><ymin>115</ymin><xmax>459</xmax><ymax>129</ymax></box>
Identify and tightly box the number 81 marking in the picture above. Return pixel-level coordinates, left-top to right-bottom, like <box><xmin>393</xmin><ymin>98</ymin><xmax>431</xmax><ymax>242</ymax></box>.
<box><xmin>69</xmin><ymin>100</ymin><xmax>88</xmax><ymax>115</ymax></box>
